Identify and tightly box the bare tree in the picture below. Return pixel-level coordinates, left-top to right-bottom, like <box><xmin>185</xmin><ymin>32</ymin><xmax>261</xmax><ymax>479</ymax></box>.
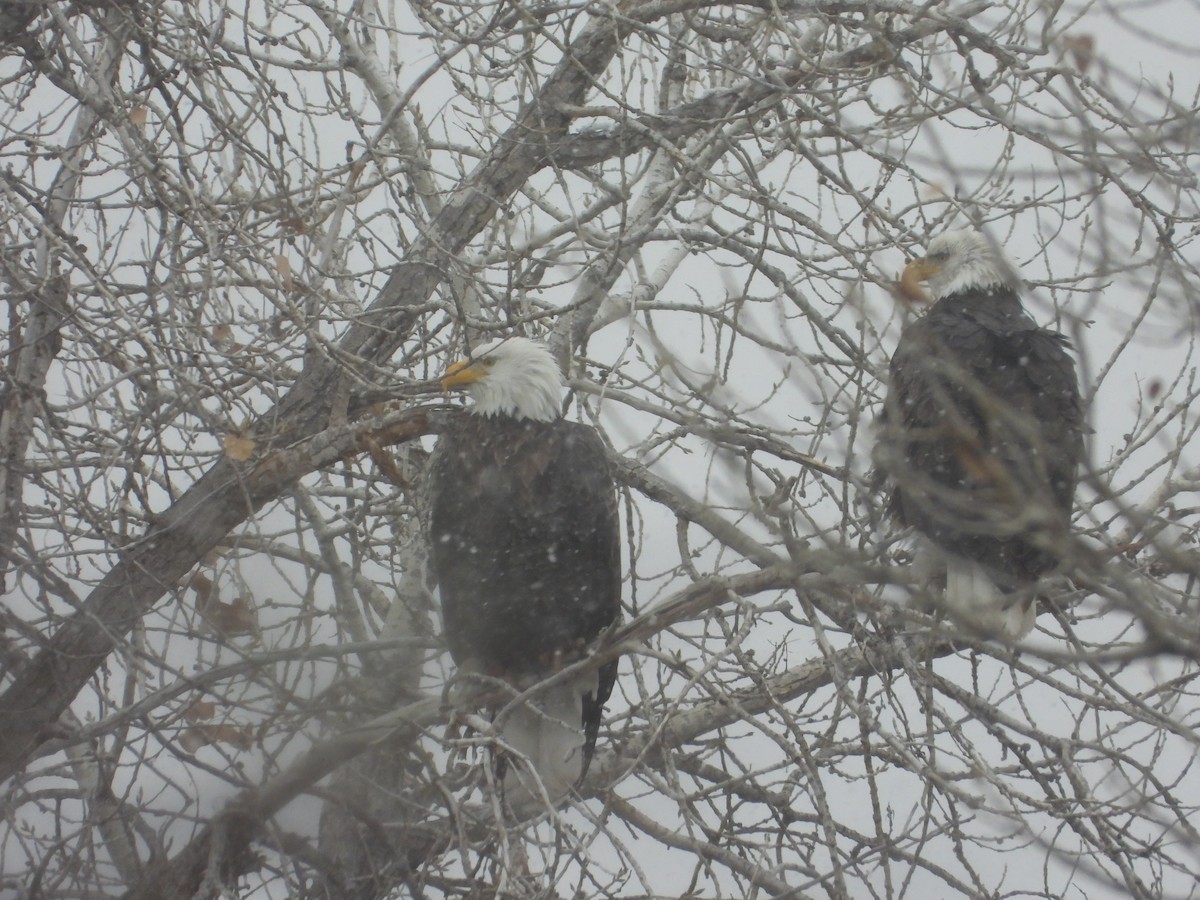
<box><xmin>2</xmin><ymin>1</ymin><xmax>1199</xmax><ymax>897</ymax></box>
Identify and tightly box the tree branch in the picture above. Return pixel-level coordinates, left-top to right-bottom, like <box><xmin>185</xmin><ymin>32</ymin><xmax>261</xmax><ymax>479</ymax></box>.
<box><xmin>0</xmin><ymin>1</ymin><xmax>644</xmax><ymax>784</ymax></box>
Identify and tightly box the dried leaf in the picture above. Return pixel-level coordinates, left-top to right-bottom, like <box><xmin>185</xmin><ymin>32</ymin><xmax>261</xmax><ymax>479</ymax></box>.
<box><xmin>179</xmin><ymin>727</ymin><xmax>209</xmax><ymax>753</ymax></box>
<box><xmin>1063</xmin><ymin>34</ymin><xmax>1095</xmax><ymax>73</ymax></box>
<box><xmin>210</xmin><ymin>724</ymin><xmax>254</xmax><ymax>750</ymax></box>
<box><xmin>129</xmin><ymin>105</ymin><xmax>148</xmax><ymax>128</ymax></box>
<box><xmin>211</xmin><ymin>323</ymin><xmax>235</xmax><ymax>352</ymax></box>
<box><xmin>223</xmin><ymin>433</ymin><xmax>256</xmax><ymax>462</ymax></box>
<box><xmin>274</xmin><ymin>253</ymin><xmax>294</xmax><ymax>295</ymax></box>
<box><xmin>196</xmin><ymin>591</ymin><xmax>257</xmax><ymax>637</ymax></box>
<box><xmin>184</xmin><ymin>700</ymin><xmax>216</xmax><ymax>723</ymax></box>
<box><xmin>180</xmin><ymin>723</ymin><xmax>254</xmax><ymax>753</ymax></box>
<box><xmin>190</xmin><ymin>572</ymin><xmax>214</xmax><ymax>606</ymax></box>
<box><xmin>211</xmin><ymin>596</ymin><xmax>257</xmax><ymax>636</ymax></box>
<box><xmin>192</xmin><ymin>572</ymin><xmax>256</xmax><ymax>636</ymax></box>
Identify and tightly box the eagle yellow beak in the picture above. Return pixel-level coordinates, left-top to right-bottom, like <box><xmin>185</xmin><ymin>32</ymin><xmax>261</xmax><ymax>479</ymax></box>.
<box><xmin>440</xmin><ymin>359</ymin><xmax>488</xmax><ymax>391</ymax></box>
<box><xmin>898</xmin><ymin>256</ymin><xmax>941</xmax><ymax>303</ymax></box>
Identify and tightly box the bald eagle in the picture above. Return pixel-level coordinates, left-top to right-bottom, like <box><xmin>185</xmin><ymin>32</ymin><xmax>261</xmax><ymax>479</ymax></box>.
<box><xmin>428</xmin><ymin>337</ymin><xmax>620</xmax><ymax>802</ymax></box>
<box><xmin>878</xmin><ymin>229</ymin><xmax>1084</xmax><ymax>639</ymax></box>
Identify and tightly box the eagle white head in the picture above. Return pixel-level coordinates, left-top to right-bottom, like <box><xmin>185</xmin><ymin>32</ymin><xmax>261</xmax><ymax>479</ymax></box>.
<box><xmin>903</xmin><ymin>229</ymin><xmax>1021</xmax><ymax>301</ymax></box>
<box><xmin>440</xmin><ymin>336</ymin><xmax>564</xmax><ymax>422</ymax></box>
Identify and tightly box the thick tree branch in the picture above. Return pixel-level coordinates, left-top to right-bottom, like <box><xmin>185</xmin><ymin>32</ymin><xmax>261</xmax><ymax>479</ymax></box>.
<box><xmin>0</xmin><ymin>1</ymin><xmax>643</xmax><ymax>783</ymax></box>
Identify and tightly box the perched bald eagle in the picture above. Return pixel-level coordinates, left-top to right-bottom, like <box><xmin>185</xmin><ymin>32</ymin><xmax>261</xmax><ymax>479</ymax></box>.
<box><xmin>878</xmin><ymin>229</ymin><xmax>1084</xmax><ymax>639</ymax></box>
<box><xmin>428</xmin><ymin>336</ymin><xmax>620</xmax><ymax>802</ymax></box>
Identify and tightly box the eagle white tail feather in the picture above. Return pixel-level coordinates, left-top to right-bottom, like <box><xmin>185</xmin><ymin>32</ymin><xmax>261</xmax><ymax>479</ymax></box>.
<box><xmin>943</xmin><ymin>556</ymin><xmax>1036</xmax><ymax>641</ymax></box>
<box><xmin>499</xmin><ymin>675</ymin><xmax>594</xmax><ymax>808</ymax></box>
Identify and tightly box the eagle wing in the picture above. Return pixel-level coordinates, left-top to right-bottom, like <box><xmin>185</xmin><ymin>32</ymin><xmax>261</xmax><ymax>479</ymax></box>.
<box><xmin>884</xmin><ymin>293</ymin><xmax>1083</xmax><ymax>585</ymax></box>
<box><xmin>428</xmin><ymin>414</ymin><xmax>620</xmax><ymax>781</ymax></box>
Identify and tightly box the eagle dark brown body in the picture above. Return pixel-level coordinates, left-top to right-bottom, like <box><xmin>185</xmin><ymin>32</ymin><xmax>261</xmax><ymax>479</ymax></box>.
<box><xmin>886</xmin><ymin>287</ymin><xmax>1084</xmax><ymax>587</ymax></box>
<box><xmin>429</xmin><ymin>413</ymin><xmax>620</xmax><ymax>767</ymax></box>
